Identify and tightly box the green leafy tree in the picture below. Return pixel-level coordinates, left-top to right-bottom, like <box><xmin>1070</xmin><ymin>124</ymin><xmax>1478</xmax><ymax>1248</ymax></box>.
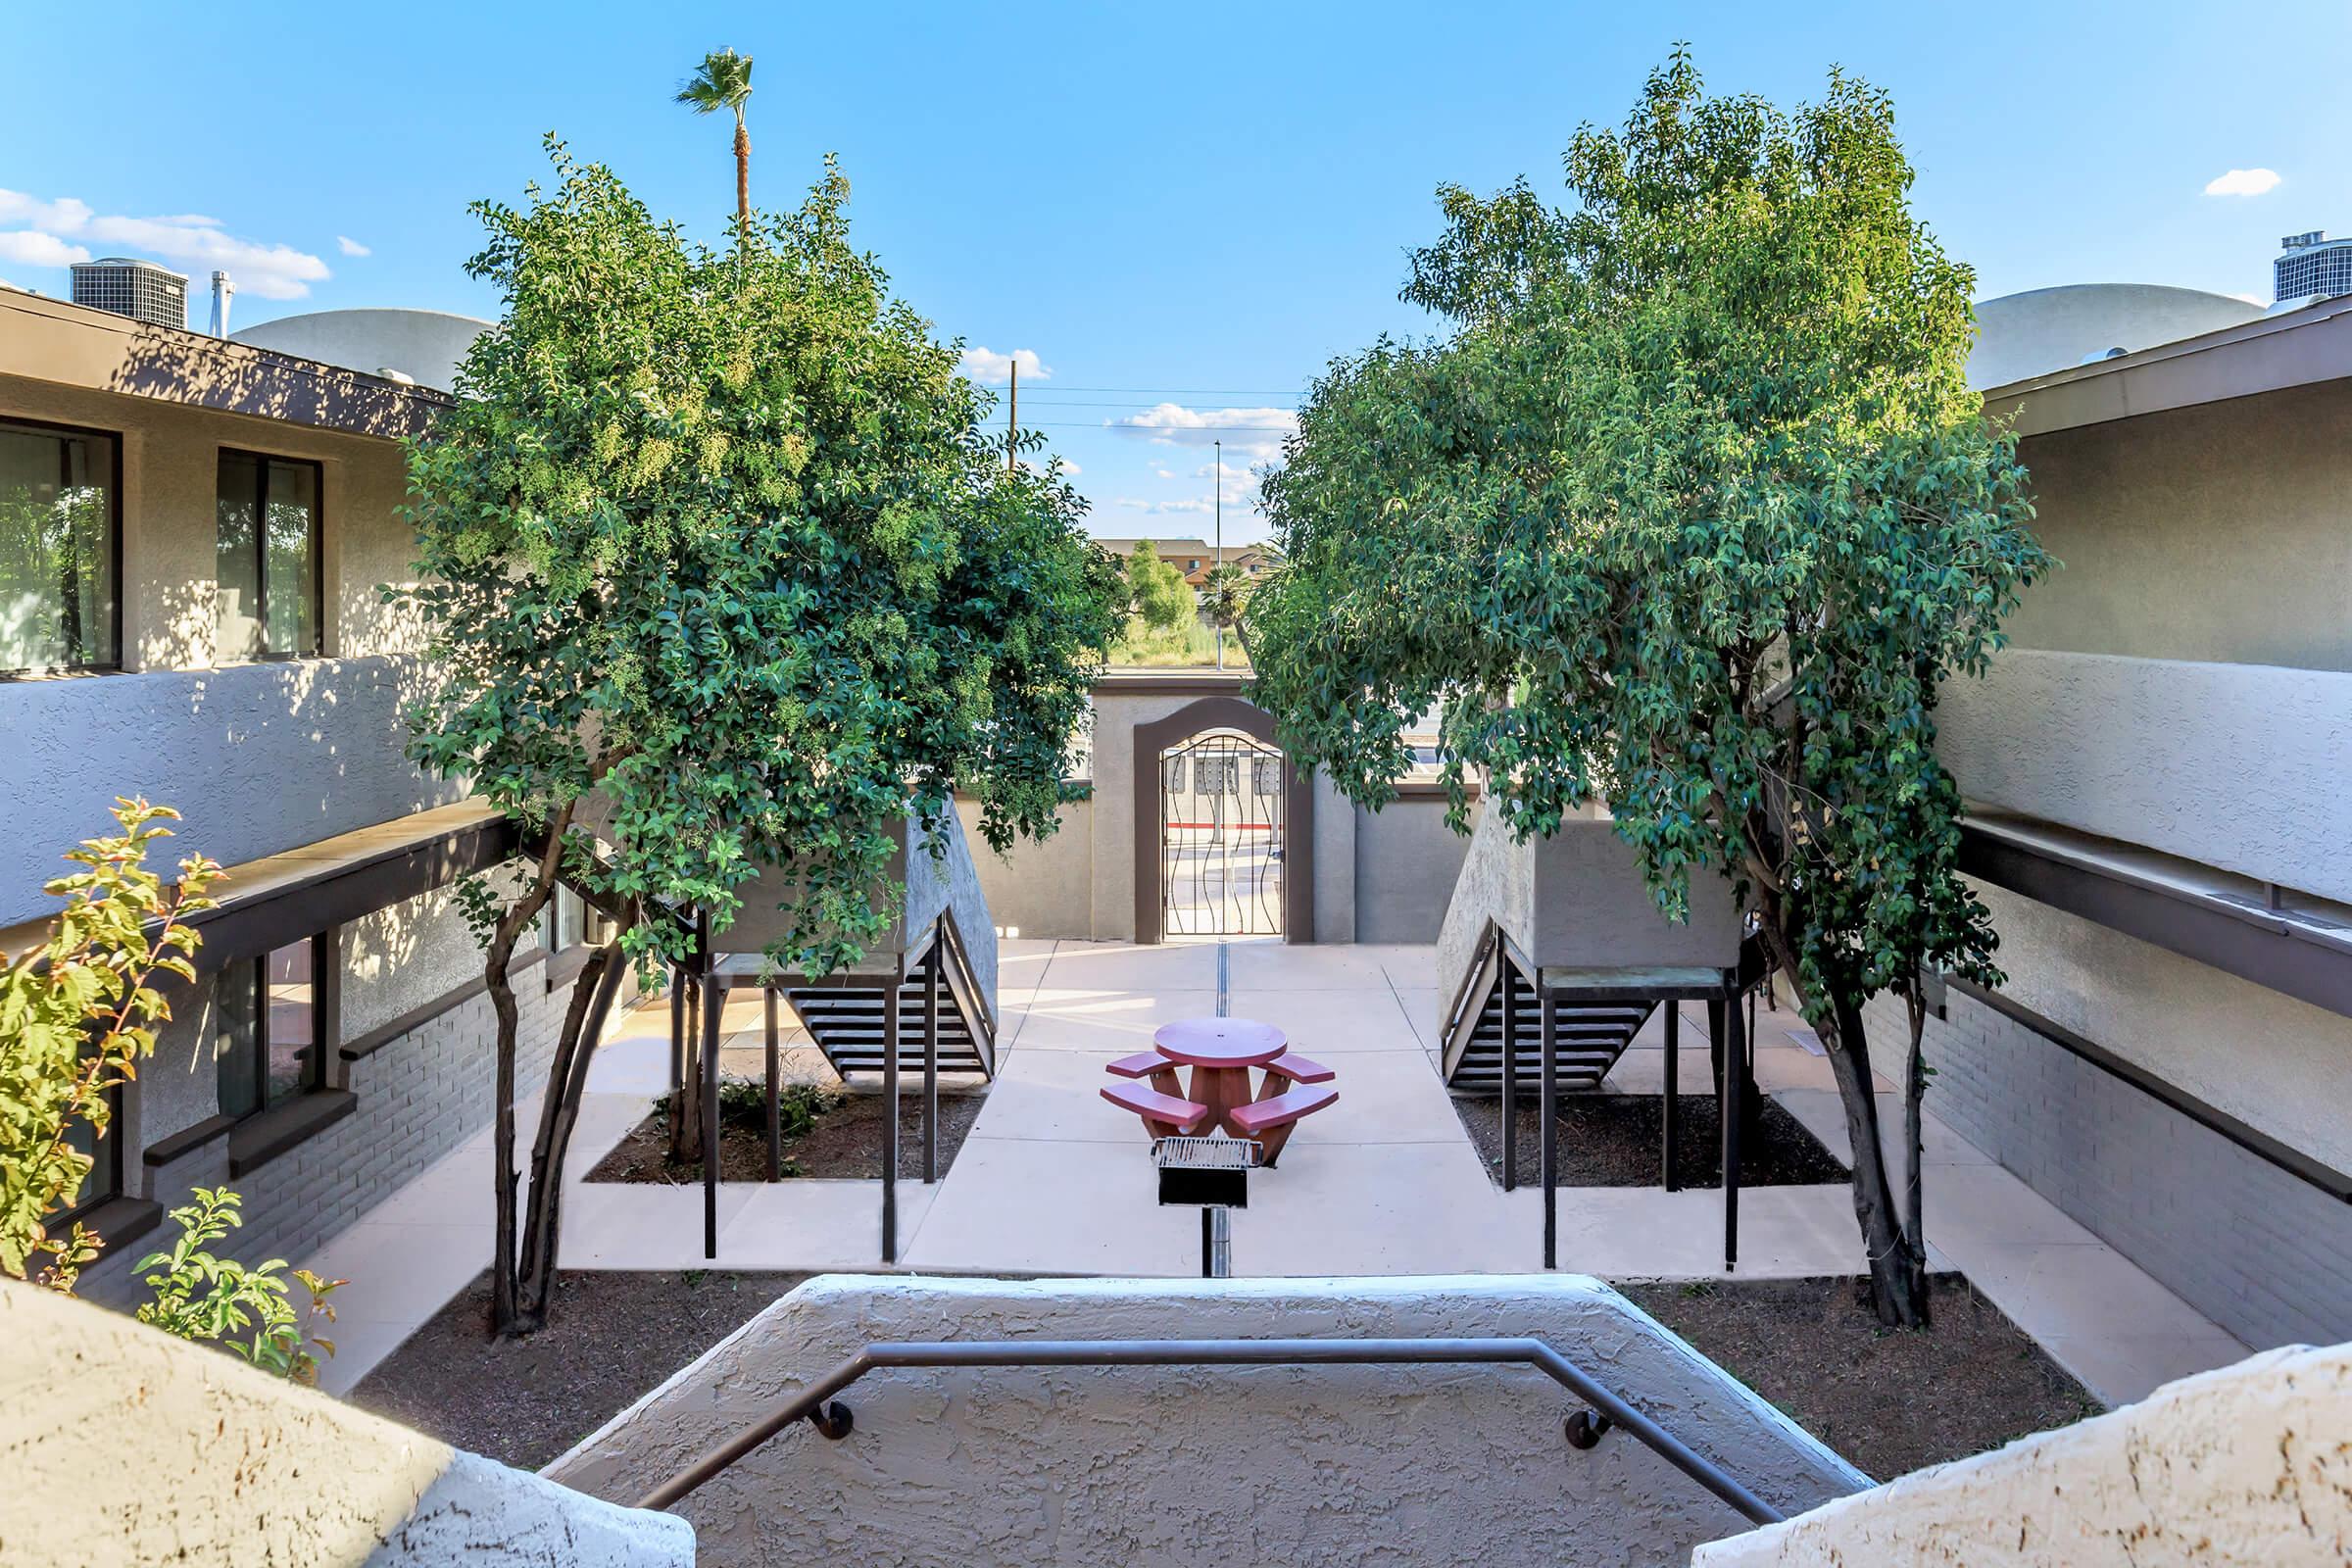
<box><xmin>1</xmin><ymin>800</ymin><xmax>219</xmax><ymax>1291</ymax></box>
<box><xmin>398</xmin><ymin>140</ymin><xmax>1122</xmax><ymax>1334</ymax></box>
<box><xmin>134</xmin><ymin>1187</ymin><xmax>345</xmax><ymax>1385</ymax></box>
<box><xmin>1248</xmin><ymin>51</ymin><xmax>2048</xmax><ymax>1326</ymax></box>
<box><xmin>677</xmin><ymin>47</ymin><xmax>756</xmax><ymax>231</ymax></box>
<box><xmin>1124</xmin><ymin>540</ymin><xmax>1197</xmax><ymax>633</ymax></box>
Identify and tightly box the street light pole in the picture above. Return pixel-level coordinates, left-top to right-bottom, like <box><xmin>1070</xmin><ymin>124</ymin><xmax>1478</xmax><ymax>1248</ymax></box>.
<box><xmin>1213</xmin><ymin>439</ymin><xmax>1223</xmax><ymax>670</ymax></box>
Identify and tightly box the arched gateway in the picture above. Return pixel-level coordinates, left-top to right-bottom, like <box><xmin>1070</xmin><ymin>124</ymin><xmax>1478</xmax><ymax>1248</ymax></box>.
<box><xmin>1131</xmin><ymin>695</ymin><xmax>1314</xmax><ymax>944</ymax></box>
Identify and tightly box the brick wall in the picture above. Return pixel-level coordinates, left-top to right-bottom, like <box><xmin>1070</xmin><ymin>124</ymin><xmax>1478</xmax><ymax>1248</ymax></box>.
<box><xmin>80</xmin><ymin>974</ymin><xmax>572</xmax><ymax>1309</ymax></box>
<box><xmin>1860</xmin><ymin>986</ymin><xmax>2352</xmax><ymax>1350</ymax></box>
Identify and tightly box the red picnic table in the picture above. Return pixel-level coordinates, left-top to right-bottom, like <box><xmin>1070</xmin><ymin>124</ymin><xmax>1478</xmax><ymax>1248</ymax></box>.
<box><xmin>1099</xmin><ymin>1016</ymin><xmax>1338</xmax><ymax>1166</ymax></box>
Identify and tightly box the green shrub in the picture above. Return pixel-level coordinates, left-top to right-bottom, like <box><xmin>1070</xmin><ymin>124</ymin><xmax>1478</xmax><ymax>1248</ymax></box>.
<box><xmin>134</xmin><ymin>1187</ymin><xmax>344</xmax><ymax>1384</ymax></box>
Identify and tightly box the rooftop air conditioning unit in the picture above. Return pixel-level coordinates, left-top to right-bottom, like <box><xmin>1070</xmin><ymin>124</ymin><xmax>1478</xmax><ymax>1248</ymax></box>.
<box><xmin>70</xmin><ymin>257</ymin><xmax>189</xmax><ymax>329</ymax></box>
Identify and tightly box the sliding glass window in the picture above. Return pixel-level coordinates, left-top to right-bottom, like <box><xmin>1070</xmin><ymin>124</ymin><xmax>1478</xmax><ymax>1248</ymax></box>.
<box><xmin>217</xmin><ymin>451</ymin><xmax>320</xmax><ymax>660</ymax></box>
<box><xmin>0</xmin><ymin>418</ymin><xmax>120</xmax><ymax>673</ymax></box>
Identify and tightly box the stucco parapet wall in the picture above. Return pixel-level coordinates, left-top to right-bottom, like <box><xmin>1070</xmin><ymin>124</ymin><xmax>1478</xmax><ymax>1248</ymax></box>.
<box><xmin>1938</xmin><ymin>648</ymin><xmax>2352</xmax><ymax>906</ymax></box>
<box><xmin>0</xmin><ymin>1279</ymin><xmax>691</xmax><ymax>1568</ymax></box>
<box><xmin>0</xmin><ymin>286</ymin><xmax>447</xmax><ymax>441</ymax></box>
<box><xmin>0</xmin><ymin>653</ymin><xmax>464</xmax><ymax>927</ymax></box>
<box><xmin>1693</xmin><ymin>1343</ymin><xmax>2352</xmax><ymax>1566</ymax></box>
<box><xmin>548</xmin><ymin>1272</ymin><xmax>1867</xmax><ymax>1568</ymax></box>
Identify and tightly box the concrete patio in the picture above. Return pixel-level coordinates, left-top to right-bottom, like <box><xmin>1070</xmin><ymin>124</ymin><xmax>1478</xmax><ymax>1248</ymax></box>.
<box><xmin>302</xmin><ymin>938</ymin><xmax>2250</xmax><ymax>1408</ymax></box>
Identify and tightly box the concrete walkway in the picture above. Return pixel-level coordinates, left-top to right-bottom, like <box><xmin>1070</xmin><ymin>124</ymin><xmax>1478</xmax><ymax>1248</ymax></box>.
<box><xmin>303</xmin><ymin>938</ymin><xmax>2248</xmax><ymax>1407</ymax></box>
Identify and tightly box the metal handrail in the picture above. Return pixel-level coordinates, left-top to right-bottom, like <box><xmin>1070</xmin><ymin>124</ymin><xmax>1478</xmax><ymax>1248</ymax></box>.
<box><xmin>633</xmin><ymin>1335</ymin><xmax>1787</xmax><ymax>1526</ymax></box>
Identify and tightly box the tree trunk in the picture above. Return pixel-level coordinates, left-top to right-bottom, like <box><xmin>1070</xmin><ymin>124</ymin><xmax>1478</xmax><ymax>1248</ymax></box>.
<box><xmin>513</xmin><ymin>931</ymin><xmax>633</xmax><ymax>1330</ymax></box>
<box><xmin>734</xmin><ymin>119</ymin><xmax>751</xmax><ymax>230</ymax></box>
<box><xmin>483</xmin><ymin>817</ymin><xmax>571</xmax><ymax>1336</ymax></box>
<box><xmin>1818</xmin><ymin>990</ymin><xmax>1929</xmax><ymax>1327</ymax></box>
<box><xmin>1900</xmin><ymin>982</ymin><xmax>1933</xmax><ymax>1322</ymax></box>
<box><xmin>667</xmin><ymin>972</ymin><xmax>703</xmax><ymax>1163</ymax></box>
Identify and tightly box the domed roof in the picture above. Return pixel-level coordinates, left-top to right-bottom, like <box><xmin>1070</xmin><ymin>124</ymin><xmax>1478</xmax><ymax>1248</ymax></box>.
<box><xmin>230</xmin><ymin>308</ymin><xmax>491</xmax><ymax>394</ymax></box>
<box><xmin>1968</xmin><ymin>284</ymin><xmax>2263</xmax><ymax>391</ymax></box>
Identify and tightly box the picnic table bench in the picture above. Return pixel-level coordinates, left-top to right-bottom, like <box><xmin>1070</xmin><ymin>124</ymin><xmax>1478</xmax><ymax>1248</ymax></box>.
<box><xmin>1098</xmin><ymin>1017</ymin><xmax>1339</xmax><ymax>1166</ymax></box>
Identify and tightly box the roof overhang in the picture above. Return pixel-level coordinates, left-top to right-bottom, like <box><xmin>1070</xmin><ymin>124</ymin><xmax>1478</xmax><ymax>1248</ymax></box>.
<box><xmin>0</xmin><ymin>285</ymin><xmax>449</xmax><ymax>442</ymax></box>
<box><xmin>1978</xmin><ymin>294</ymin><xmax>2352</xmax><ymax>438</ymax></box>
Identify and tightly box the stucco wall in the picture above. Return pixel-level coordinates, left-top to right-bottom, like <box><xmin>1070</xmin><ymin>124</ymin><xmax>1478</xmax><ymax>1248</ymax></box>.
<box><xmin>0</xmin><ymin>1279</ymin><xmax>690</xmax><ymax>1567</ymax></box>
<box><xmin>1529</xmin><ymin>819</ymin><xmax>1742</xmax><ymax>969</ymax></box>
<box><xmin>1312</xmin><ymin>773</ymin><xmax>1358</xmax><ymax>942</ymax></box>
<box><xmin>0</xmin><ymin>368</ymin><xmax>423</xmax><ymax>669</ymax></box>
<box><xmin>0</xmin><ymin>654</ymin><xmax>459</xmax><ymax>926</ymax></box>
<box><xmin>1999</xmin><ymin>380</ymin><xmax>2352</xmax><ymax>673</ymax></box>
<box><xmin>1936</xmin><ymin>649</ymin><xmax>2352</xmax><ymax>903</ymax></box>
<box><xmin>338</xmin><ymin>886</ymin><xmax>490</xmax><ymax>1042</ymax></box>
<box><xmin>956</xmin><ymin>795</ymin><xmax>1097</xmax><ymax>940</ymax></box>
<box><xmin>1353</xmin><ymin>793</ymin><xmax>1474</xmax><ymax>944</ymax></box>
<box><xmin>1694</xmin><ymin>1345</ymin><xmax>2350</xmax><ymax>1566</ymax></box>
<box><xmin>549</xmin><ymin>1274</ymin><xmax>1867</xmax><ymax>1567</ymax></box>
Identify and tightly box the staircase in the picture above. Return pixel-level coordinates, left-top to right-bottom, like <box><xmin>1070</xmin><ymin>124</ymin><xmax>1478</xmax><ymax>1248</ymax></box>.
<box><xmin>1441</xmin><ymin>923</ymin><xmax>1653</xmax><ymax>1095</ymax></box>
<box><xmin>789</xmin><ymin>911</ymin><xmax>998</xmax><ymax>1082</ymax></box>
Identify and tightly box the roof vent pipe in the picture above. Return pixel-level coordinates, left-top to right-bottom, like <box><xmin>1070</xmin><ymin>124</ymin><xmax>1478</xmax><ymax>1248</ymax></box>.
<box><xmin>209</xmin><ymin>270</ymin><xmax>234</xmax><ymax>336</ymax></box>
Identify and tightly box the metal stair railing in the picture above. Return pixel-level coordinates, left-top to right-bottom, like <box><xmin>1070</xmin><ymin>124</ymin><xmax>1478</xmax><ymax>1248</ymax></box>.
<box><xmin>633</xmin><ymin>1334</ymin><xmax>1787</xmax><ymax>1527</ymax></box>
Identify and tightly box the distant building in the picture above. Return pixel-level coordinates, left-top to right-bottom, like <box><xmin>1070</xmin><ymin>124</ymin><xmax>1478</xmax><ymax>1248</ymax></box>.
<box><xmin>68</xmin><ymin>257</ymin><xmax>189</xmax><ymax>329</ymax></box>
<box><xmin>2276</xmin><ymin>230</ymin><xmax>2352</xmax><ymax>304</ymax></box>
<box><xmin>1095</xmin><ymin>536</ymin><xmax>1280</xmax><ymax>588</ymax></box>
<box><xmin>230</xmin><ymin>308</ymin><xmax>492</xmax><ymax>394</ymax></box>
<box><xmin>1968</xmin><ymin>284</ymin><xmax>2262</xmax><ymax>390</ymax></box>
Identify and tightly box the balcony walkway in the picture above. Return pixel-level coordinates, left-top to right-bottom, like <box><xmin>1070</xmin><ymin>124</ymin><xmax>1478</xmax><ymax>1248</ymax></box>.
<box><xmin>300</xmin><ymin>939</ymin><xmax>2248</xmax><ymax>1410</ymax></box>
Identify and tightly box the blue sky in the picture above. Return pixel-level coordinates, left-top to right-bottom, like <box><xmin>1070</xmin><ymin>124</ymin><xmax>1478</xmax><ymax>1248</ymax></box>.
<box><xmin>6</xmin><ymin>1</ymin><xmax>2348</xmax><ymax>542</ymax></box>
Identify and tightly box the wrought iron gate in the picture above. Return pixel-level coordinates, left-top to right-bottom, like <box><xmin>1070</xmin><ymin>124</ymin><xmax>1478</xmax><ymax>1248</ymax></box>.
<box><xmin>1160</xmin><ymin>729</ymin><xmax>1285</xmax><ymax>937</ymax></box>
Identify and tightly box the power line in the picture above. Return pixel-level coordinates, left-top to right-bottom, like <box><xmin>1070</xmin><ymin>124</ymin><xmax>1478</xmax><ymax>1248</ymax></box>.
<box><xmin>985</xmin><ymin>384</ymin><xmax>1305</xmax><ymax>397</ymax></box>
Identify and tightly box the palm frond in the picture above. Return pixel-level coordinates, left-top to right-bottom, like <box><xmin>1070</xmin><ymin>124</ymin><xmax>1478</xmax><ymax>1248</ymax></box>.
<box><xmin>676</xmin><ymin>47</ymin><xmax>754</xmax><ymax>113</ymax></box>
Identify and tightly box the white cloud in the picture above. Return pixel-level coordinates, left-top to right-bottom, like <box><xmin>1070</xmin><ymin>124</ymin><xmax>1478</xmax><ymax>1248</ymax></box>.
<box><xmin>958</xmin><ymin>345</ymin><xmax>1050</xmax><ymax>385</ymax></box>
<box><xmin>0</xmin><ymin>187</ymin><xmax>330</xmax><ymax>300</ymax></box>
<box><xmin>0</xmin><ymin>231</ymin><xmax>90</xmax><ymax>268</ymax></box>
<box><xmin>1017</xmin><ymin>457</ymin><xmax>1081</xmax><ymax>476</ymax></box>
<box><xmin>1107</xmin><ymin>402</ymin><xmax>1298</xmax><ymax>463</ymax></box>
<box><xmin>2204</xmin><ymin>168</ymin><xmax>2281</xmax><ymax>197</ymax></box>
<box><xmin>337</xmin><ymin>235</ymin><xmax>371</xmax><ymax>258</ymax></box>
<box><xmin>1112</xmin><ymin>496</ymin><xmax>1214</xmax><ymax>514</ymax></box>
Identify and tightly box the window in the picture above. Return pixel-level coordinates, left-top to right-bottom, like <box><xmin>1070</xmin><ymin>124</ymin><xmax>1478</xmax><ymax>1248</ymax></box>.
<box><xmin>217</xmin><ymin>450</ymin><xmax>321</xmax><ymax>660</ymax></box>
<box><xmin>546</xmin><ymin>886</ymin><xmax>614</xmax><ymax>954</ymax></box>
<box><xmin>0</xmin><ymin>418</ymin><xmax>120</xmax><ymax>673</ymax></box>
<box><xmin>54</xmin><ymin>1069</ymin><xmax>123</xmax><ymax>1223</ymax></box>
<box><xmin>217</xmin><ymin>937</ymin><xmax>325</xmax><ymax>1119</ymax></box>
<box><xmin>1185</xmin><ymin>559</ymin><xmax>1200</xmax><ymax>571</ymax></box>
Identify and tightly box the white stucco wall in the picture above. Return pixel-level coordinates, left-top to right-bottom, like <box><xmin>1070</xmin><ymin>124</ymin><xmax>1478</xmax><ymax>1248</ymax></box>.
<box><xmin>547</xmin><ymin>1273</ymin><xmax>1867</xmax><ymax>1568</ymax></box>
<box><xmin>0</xmin><ymin>654</ymin><xmax>459</xmax><ymax>925</ymax></box>
<box><xmin>1694</xmin><ymin>1343</ymin><xmax>2352</xmax><ymax>1566</ymax></box>
<box><xmin>1936</xmin><ymin>649</ymin><xmax>2352</xmax><ymax>904</ymax></box>
<box><xmin>1968</xmin><ymin>284</ymin><xmax>2262</xmax><ymax>392</ymax></box>
<box><xmin>0</xmin><ymin>1280</ymin><xmax>691</xmax><ymax>1568</ymax></box>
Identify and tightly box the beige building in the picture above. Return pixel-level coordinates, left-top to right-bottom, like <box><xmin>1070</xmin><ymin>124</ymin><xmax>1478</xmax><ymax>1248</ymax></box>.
<box><xmin>1894</xmin><ymin>291</ymin><xmax>2352</xmax><ymax>1350</ymax></box>
<box><xmin>0</xmin><ymin>286</ymin><xmax>596</xmax><ymax>1298</ymax></box>
<box><xmin>1093</xmin><ymin>535</ymin><xmax>1278</xmax><ymax>588</ymax></box>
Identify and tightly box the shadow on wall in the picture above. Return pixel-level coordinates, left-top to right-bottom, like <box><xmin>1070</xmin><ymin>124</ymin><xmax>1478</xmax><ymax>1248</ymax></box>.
<box><xmin>108</xmin><ymin>320</ymin><xmax>447</xmax><ymax>443</ymax></box>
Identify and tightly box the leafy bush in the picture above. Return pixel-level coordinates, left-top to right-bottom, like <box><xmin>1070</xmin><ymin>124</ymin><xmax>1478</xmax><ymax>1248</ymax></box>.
<box><xmin>655</xmin><ymin>1075</ymin><xmax>838</xmax><ymax>1139</ymax></box>
<box><xmin>134</xmin><ymin>1187</ymin><xmax>344</xmax><ymax>1384</ymax></box>
<box><xmin>0</xmin><ymin>800</ymin><xmax>219</xmax><ymax>1290</ymax></box>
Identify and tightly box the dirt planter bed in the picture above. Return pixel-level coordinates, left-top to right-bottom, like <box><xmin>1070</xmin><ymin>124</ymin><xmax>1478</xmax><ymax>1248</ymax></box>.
<box><xmin>587</xmin><ymin>1078</ymin><xmax>988</xmax><ymax>1184</ymax></box>
<box><xmin>1618</xmin><ymin>1274</ymin><xmax>2103</xmax><ymax>1480</ymax></box>
<box><xmin>1453</xmin><ymin>1089</ymin><xmax>1849</xmax><ymax>1189</ymax></box>
<box><xmin>351</xmin><ymin>1269</ymin><xmax>811</xmax><ymax>1471</ymax></box>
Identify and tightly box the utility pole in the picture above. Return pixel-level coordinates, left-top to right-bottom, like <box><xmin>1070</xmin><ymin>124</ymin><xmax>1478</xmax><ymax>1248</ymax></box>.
<box><xmin>1213</xmin><ymin>439</ymin><xmax>1224</xmax><ymax>670</ymax></box>
<box><xmin>1007</xmin><ymin>358</ymin><xmax>1018</xmax><ymax>473</ymax></box>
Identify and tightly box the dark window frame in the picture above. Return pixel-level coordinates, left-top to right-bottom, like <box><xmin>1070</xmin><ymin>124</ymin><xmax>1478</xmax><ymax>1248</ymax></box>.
<box><xmin>51</xmin><ymin>1070</ymin><xmax>126</xmax><ymax>1229</ymax></box>
<box><xmin>0</xmin><ymin>414</ymin><xmax>125</xmax><ymax>677</ymax></box>
<box><xmin>217</xmin><ymin>933</ymin><xmax>335</xmax><ymax>1123</ymax></box>
<box><xmin>215</xmin><ymin>446</ymin><xmax>325</xmax><ymax>662</ymax></box>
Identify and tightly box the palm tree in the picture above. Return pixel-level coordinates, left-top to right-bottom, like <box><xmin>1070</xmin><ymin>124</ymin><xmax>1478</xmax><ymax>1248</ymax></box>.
<box><xmin>676</xmin><ymin>47</ymin><xmax>756</xmax><ymax>231</ymax></box>
<box><xmin>1200</xmin><ymin>562</ymin><xmax>1251</xmax><ymax>670</ymax></box>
